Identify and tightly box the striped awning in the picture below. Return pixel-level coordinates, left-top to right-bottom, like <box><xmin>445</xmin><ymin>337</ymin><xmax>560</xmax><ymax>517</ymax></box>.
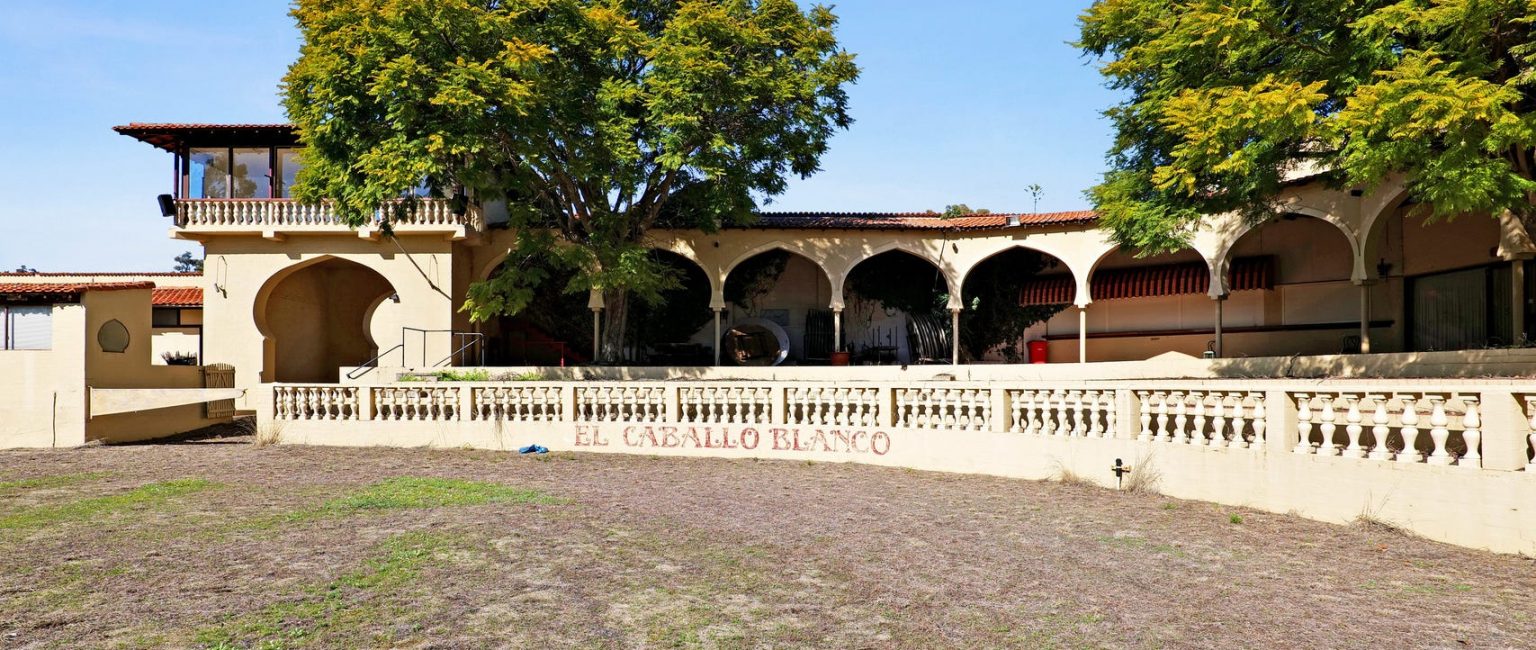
<box><xmin>1019</xmin><ymin>257</ymin><xmax>1274</xmax><ymax>306</ymax></box>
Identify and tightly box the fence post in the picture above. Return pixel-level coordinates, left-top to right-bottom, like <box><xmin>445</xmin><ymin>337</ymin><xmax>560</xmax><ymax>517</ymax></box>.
<box><xmin>1114</xmin><ymin>388</ymin><xmax>1137</xmax><ymax>440</ymax></box>
<box><xmin>1477</xmin><ymin>388</ymin><xmax>1527</xmax><ymax>471</ymax></box>
<box><xmin>1264</xmin><ymin>389</ymin><xmax>1293</xmax><ymax>455</ymax></box>
<box><xmin>665</xmin><ymin>385</ymin><xmax>681</xmax><ymax>422</ymax></box>
<box><xmin>877</xmin><ymin>385</ymin><xmax>895</xmax><ymax>428</ymax></box>
<box><xmin>457</xmin><ymin>386</ymin><xmax>473</xmax><ymax>422</ymax></box>
<box><xmin>360</xmin><ymin>386</ymin><xmax>376</xmax><ymax>421</ymax></box>
<box><xmin>991</xmin><ymin>386</ymin><xmax>1010</xmax><ymax>433</ymax></box>
<box><xmin>561</xmin><ymin>384</ymin><xmax>578</xmax><ymax>423</ymax></box>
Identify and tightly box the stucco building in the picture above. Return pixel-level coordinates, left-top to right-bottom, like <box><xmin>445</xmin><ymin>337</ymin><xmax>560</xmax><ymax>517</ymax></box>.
<box><xmin>106</xmin><ymin>123</ymin><xmax>1536</xmax><ymax>402</ymax></box>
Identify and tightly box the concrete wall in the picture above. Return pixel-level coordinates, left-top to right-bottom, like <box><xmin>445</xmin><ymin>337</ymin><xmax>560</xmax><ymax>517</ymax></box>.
<box><xmin>259</xmin><ymin>378</ymin><xmax>1536</xmax><ymax>555</ymax></box>
<box><xmin>199</xmin><ymin>235</ymin><xmax>456</xmax><ymax>402</ymax></box>
<box><xmin>0</xmin><ymin>303</ymin><xmax>87</xmax><ymax>448</ymax></box>
<box><xmin>1</xmin><ymin>290</ymin><xmax>230</xmax><ymax>449</ymax></box>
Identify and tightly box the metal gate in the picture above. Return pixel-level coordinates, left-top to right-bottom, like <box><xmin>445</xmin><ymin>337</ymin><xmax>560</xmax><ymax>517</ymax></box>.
<box><xmin>203</xmin><ymin>364</ymin><xmax>236</xmax><ymax>418</ymax></box>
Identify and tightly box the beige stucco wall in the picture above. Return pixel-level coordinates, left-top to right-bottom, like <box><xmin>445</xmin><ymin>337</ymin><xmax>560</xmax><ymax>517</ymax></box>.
<box><xmin>0</xmin><ymin>304</ymin><xmax>88</xmax><ymax>448</ymax></box>
<box><xmin>199</xmin><ymin>235</ymin><xmax>457</xmax><ymax>402</ymax></box>
<box><xmin>1</xmin><ymin>290</ymin><xmax>230</xmax><ymax>449</ymax></box>
<box><xmin>257</xmin><ymin>378</ymin><xmax>1536</xmax><ymax>555</ymax></box>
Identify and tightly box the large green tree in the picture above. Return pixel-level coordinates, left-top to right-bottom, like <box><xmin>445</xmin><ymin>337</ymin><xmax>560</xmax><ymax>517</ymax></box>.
<box><xmin>283</xmin><ymin>0</ymin><xmax>857</xmax><ymax>362</ymax></box>
<box><xmin>1079</xmin><ymin>0</ymin><xmax>1536</xmax><ymax>252</ymax></box>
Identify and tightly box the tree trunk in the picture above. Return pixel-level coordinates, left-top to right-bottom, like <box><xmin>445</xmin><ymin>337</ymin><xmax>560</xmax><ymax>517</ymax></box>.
<box><xmin>599</xmin><ymin>289</ymin><xmax>629</xmax><ymax>365</ymax></box>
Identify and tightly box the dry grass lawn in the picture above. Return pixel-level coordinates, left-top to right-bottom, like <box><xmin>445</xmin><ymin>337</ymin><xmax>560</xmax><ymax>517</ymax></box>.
<box><xmin>1</xmin><ymin>429</ymin><xmax>1534</xmax><ymax>649</ymax></box>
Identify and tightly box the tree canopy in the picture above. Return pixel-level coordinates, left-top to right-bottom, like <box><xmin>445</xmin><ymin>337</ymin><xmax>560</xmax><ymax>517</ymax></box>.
<box><xmin>283</xmin><ymin>0</ymin><xmax>858</xmax><ymax>361</ymax></box>
<box><xmin>1079</xmin><ymin>0</ymin><xmax>1536</xmax><ymax>252</ymax></box>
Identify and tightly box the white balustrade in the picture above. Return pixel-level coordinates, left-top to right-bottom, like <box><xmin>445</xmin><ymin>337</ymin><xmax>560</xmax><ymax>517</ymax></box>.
<box><xmin>1288</xmin><ymin>391</ymin><xmax>1483</xmax><ymax>468</ymax></box>
<box><xmin>1526</xmin><ymin>396</ymin><xmax>1536</xmax><ymax>472</ymax></box>
<box><xmin>177</xmin><ymin>199</ymin><xmax>478</xmax><ymax>230</ymax></box>
<box><xmin>273</xmin><ymin>386</ymin><xmax>360</xmax><ymax>421</ymax></box>
<box><xmin>576</xmin><ymin>386</ymin><xmax>666</xmax><ymax>422</ymax></box>
<box><xmin>263</xmin><ymin>380</ymin><xmax>1505</xmax><ymax>474</ymax></box>
<box><xmin>898</xmin><ymin>388</ymin><xmax>990</xmax><ymax>431</ymax></box>
<box><xmin>788</xmin><ymin>386</ymin><xmax>880</xmax><ymax>427</ymax></box>
<box><xmin>1006</xmin><ymin>389</ymin><xmax>1113</xmax><ymax>438</ymax></box>
<box><xmin>680</xmin><ymin>386</ymin><xmax>772</xmax><ymax>425</ymax></box>
<box><xmin>473</xmin><ymin>386</ymin><xmax>563</xmax><ymax>422</ymax></box>
<box><xmin>373</xmin><ymin>386</ymin><xmax>460</xmax><ymax>421</ymax></box>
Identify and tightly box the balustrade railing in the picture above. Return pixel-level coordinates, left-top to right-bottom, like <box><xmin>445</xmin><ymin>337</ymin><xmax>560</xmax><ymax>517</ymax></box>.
<box><xmin>274</xmin><ymin>386</ymin><xmax>360</xmax><ymax>421</ymax></box>
<box><xmin>473</xmin><ymin>386</ymin><xmax>564</xmax><ymax>422</ymax></box>
<box><xmin>176</xmin><ymin>199</ymin><xmax>480</xmax><ymax>230</ymax></box>
<box><xmin>1132</xmin><ymin>390</ymin><xmax>1267</xmax><ymax>449</ymax></box>
<box><xmin>265</xmin><ymin>380</ymin><xmax>1534</xmax><ymax>473</ymax></box>
<box><xmin>576</xmin><ymin>386</ymin><xmax>667</xmax><ymax>422</ymax></box>
<box><xmin>898</xmin><ymin>387</ymin><xmax>991</xmax><ymax>431</ymax></box>
<box><xmin>375</xmin><ymin>386</ymin><xmax>461</xmax><ymax>421</ymax></box>
<box><xmin>788</xmin><ymin>386</ymin><xmax>881</xmax><ymax>427</ymax></box>
<box><xmin>1009</xmin><ymin>388</ymin><xmax>1117</xmax><ymax>439</ymax></box>
<box><xmin>1289</xmin><ymin>390</ymin><xmax>1481</xmax><ymax>467</ymax></box>
<box><xmin>680</xmin><ymin>386</ymin><xmax>772</xmax><ymax>425</ymax></box>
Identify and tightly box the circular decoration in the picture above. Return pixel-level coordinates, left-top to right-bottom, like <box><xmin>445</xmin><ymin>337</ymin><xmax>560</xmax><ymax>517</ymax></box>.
<box><xmin>97</xmin><ymin>319</ymin><xmax>130</xmax><ymax>353</ymax></box>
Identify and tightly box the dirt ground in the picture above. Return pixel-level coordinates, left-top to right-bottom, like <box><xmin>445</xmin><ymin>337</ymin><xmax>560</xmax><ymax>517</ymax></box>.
<box><xmin>1</xmin><ymin>430</ymin><xmax>1534</xmax><ymax>649</ymax></box>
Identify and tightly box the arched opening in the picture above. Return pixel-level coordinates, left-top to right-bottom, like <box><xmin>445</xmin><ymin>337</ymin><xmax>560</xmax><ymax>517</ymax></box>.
<box><xmin>478</xmin><ymin>260</ymin><xmax>593</xmax><ymax>367</ymax></box>
<box><xmin>841</xmin><ymin>249</ymin><xmax>950</xmax><ymax>364</ymax></box>
<box><xmin>1215</xmin><ymin>213</ymin><xmax>1359</xmax><ymax>357</ymax></box>
<box><xmin>256</xmin><ymin>257</ymin><xmax>397</xmax><ymax>383</ymax></box>
<box><xmin>963</xmin><ymin>247</ymin><xmax>1074</xmax><ymax>363</ymax></box>
<box><xmin>625</xmin><ymin>250</ymin><xmax>714</xmax><ymax>365</ymax></box>
<box><xmin>1075</xmin><ymin>247</ymin><xmax>1221</xmax><ymax>362</ymax></box>
<box><xmin>1361</xmin><ymin>203</ymin><xmax>1513</xmax><ymax>351</ymax></box>
<box><xmin>722</xmin><ymin>248</ymin><xmax>833</xmax><ymax>365</ymax></box>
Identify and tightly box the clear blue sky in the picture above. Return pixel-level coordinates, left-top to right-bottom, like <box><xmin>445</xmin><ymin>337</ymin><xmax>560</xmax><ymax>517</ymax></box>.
<box><xmin>0</xmin><ymin>0</ymin><xmax>1116</xmax><ymax>272</ymax></box>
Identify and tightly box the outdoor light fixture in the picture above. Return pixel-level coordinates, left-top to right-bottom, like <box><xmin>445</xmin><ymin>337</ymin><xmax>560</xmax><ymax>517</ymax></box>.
<box><xmin>157</xmin><ymin>194</ymin><xmax>176</xmax><ymax>218</ymax></box>
<box><xmin>1376</xmin><ymin>259</ymin><xmax>1393</xmax><ymax>278</ymax></box>
<box><xmin>1111</xmin><ymin>458</ymin><xmax>1132</xmax><ymax>489</ymax></box>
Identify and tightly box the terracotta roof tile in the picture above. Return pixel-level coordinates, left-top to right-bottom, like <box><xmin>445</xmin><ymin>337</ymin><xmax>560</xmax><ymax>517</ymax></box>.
<box><xmin>746</xmin><ymin>211</ymin><xmax>1097</xmax><ymax>232</ymax></box>
<box><xmin>152</xmin><ymin>287</ymin><xmax>203</xmax><ymax>308</ymax></box>
<box><xmin>114</xmin><ymin>123</ymin><xmax>297</xmax><ymax>151</ymax></box>
<box><xmin>0</xmin><ymin>272</ymin><xmax>201</xmax><ymax>278</ymax></box>
<box><xmin>0</xmin><ymin>282</ymin><xmax>155</xmax><ymax>300</ymax></box>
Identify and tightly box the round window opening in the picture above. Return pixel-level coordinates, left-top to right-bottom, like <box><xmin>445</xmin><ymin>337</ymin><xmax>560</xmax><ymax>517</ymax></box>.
<box><xmin>97</xmin><ymin>319</ymin><xmax>130</xmax><ymax>353</ymax></box>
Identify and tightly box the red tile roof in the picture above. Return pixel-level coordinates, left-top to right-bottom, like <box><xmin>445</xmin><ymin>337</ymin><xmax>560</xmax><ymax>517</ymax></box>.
<box><xmin>0</xmin><ymin>282</ymin><xmax>155</xmax><ymax>301</ymax></box>
<box><xmin>748</xmin><ymin>211</ymin><xmax>1097</xmax><ymax>231</ymax></box>
<box><xmin>114</xmin><ymin>123</ymin><xmax>297</xmax><ymax>152</ymax></box>
<box><xmin>152</xmin><ymin>287</ymin><xmax>203</xmax><ymax>308</ymax></box>
<box><xmin>0</xmin><ymin>272</ymin><xmax>201</xmax><ymax>278</ymax></box>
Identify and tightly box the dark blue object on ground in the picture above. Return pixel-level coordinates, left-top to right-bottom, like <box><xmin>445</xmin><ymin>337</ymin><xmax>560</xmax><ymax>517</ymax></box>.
<box><xmin>518</xmin><ymin>444</ymin><xmax>550</xmax><ymax>455</ymax></box>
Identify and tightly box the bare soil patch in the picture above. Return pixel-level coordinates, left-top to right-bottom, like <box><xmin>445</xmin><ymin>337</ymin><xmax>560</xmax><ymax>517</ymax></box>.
<box><xmin>1</xmin><ymin>434</ymin><xmax>1533</xmax><ymax>649</ymax></box>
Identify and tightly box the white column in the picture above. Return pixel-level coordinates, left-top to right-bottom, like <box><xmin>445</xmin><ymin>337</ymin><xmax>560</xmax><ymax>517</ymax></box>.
<box><xmin>833</xmin><ymin>308</ymin><xmax>843</xmax><ymax>353</ymax></box>
<box><xmin>1077</xmin><ymin>306</ymin><xmax>1088</xmax><ymax>364</ymax></box>
<box><xmin>950</xmin><ymin>308</ymin><xmax>961</xmax><ymax>365</ymax></box>
<box><xmin>1213</xmin><ymin>297</ymin><xmax>1225</xmax><ymax>358</ymax></box>
<box><xmin>1359</xmin><ymin>283</ymin><xmax>1372</xmax><ymax>354</ymax></box>
<box><xmin>590</xmin><ymin>308</ymin><xmax>601</xmax><ymax>362</ymax></box>
<box><xmin>1513</xmin><ymin>260</ymin><xmax>1527</xmax><ymax>343</ymax></box>
<box><xmin>712</xmin><ymin>308</ymin><xmax>723</xmax><ymax>366</ymax></box>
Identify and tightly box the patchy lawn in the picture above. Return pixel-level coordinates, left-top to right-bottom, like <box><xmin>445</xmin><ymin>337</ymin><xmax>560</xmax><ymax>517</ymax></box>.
<box><xmin>1</xmin><ymin>435</ymin><xmax>1533</xmax><ymax>649</ymax></box>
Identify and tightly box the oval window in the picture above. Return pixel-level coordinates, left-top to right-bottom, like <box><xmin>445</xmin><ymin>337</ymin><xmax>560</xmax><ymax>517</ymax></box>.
<box><xmin>97</xmin><ymin>319</ymin><xmax>130</xmax><ymax>353</ymax></box>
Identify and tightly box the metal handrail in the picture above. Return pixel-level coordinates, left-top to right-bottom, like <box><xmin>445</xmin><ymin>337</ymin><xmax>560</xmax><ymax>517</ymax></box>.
<box><xmin>347</xmin><ymin>343</ymin><xmax>404</xmax><ymax>380</ymax></box>
<box><xmin>434</xmin><ymin>333</ymin><xmax>486</xmax><ymax>368</ymax></box>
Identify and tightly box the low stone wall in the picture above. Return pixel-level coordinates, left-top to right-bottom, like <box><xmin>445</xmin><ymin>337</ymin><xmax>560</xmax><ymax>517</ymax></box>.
<box><xmin>258</xmin><ymin>378</ymin><xmax>1536</xmax><ymax>555</ymax></box>
<box><xmin>354</xmin><ymin>348</ymin><xmax>1536</xmax><ymax>385</ymax></box>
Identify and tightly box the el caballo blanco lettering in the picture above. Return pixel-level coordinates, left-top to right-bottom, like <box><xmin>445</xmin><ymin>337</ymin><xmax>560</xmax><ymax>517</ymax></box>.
<box><xmin>573</xmin><ymin>425</ymin><xmax>890</xmax><ymax>456</ymax></box>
